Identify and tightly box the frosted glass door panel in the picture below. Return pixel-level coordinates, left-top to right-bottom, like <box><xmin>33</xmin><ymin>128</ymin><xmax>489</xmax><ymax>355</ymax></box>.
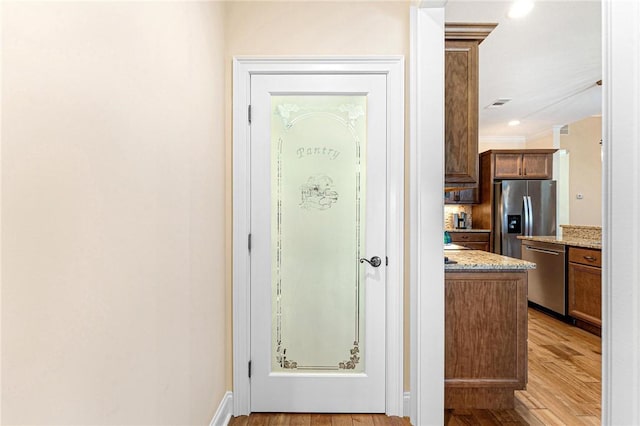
<box><xmin>271</xmin><ymin>96</ymin><xmax>366</xmax><ymax>373</ymax></box>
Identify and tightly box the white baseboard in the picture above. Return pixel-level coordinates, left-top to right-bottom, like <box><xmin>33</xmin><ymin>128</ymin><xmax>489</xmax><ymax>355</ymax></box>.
<box><xmin>210</xmin><ymin>391</ymin><xmax>233</xmax><ymax>426</ymax></box>
<box><xmin>403</xmin><ymin>391</ymin><xmax>411</xmax><ymax>417</ymax></box>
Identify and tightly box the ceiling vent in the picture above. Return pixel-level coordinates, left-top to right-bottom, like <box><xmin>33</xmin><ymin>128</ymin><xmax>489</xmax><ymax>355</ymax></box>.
<box><xmin>485</xmin><ymin>98</ymin><xmax>512</xmax><ymax>109</ymax></box>
<box><xmin>560</xmin><ymin>125</ymin><xmax>569</xmax><ymax>135</ymax></box>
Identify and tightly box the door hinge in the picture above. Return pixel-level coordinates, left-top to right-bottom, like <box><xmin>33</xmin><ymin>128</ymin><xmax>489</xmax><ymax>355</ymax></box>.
<box><xmin>386</xmin><ymin>256</ymin><xmax>389</xmax><ymax>266</ymax></box>
<box><xmin>248</xmin><ymin>105</ymin><xmax>252</xmax><ymax>124</ymax></box>
<box><xmin>248</xmin><ymin>360</ymin><xmax>252</xmax><ymax>378</ymax></box>
<box><xmin>248</xmin><ymin>233</ymin><xmax>252</xmax><ymax>252</ymax></box>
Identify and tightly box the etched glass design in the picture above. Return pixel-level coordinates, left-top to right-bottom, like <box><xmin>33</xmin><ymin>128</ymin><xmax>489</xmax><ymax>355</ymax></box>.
<box><xmin>271</xmin><ymin>95</ymin><xmax>367</xmax><ymax>373</ymax></box>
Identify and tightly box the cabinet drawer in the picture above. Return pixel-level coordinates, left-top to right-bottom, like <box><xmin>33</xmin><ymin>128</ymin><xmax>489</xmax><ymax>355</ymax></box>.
<box><xmin>450</xmin><ymin>232</ymin><xmax>490</xmax><ymax>242</ymax></box>
<box><xmin>458</xmin><ymin>242</ymin><xmax>490</xmax><ymax>251</ymax></box>
<box><xmin>568</xmin><ymin>247</ymin><xmax>602</xmax><ymax>267</ymax></box>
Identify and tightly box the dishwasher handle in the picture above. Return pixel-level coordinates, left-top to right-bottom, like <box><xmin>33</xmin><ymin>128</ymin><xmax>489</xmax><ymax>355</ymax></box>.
<box><xmin>524</xmin><ymin>245</ymin><xmax>561</xmax><ymax>256</ymax></box>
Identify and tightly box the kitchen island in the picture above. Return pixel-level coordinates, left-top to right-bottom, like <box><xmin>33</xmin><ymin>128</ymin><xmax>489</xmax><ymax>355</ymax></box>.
<box><xmin>444</xmin><ymin>249</ymin><xmax>535</xmax><ymax>409</ymax></box>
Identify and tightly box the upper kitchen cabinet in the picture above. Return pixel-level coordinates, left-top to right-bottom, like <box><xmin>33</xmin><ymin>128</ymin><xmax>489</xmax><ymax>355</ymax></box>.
<box><xmin>492</xmin><ymin>150</ymin><xmax>556</xmax><ymax>179</ymax></box>
<box><xmin>444</xmin><ymin>23</ymin><xmax>496</xmax><ymax>189</ymax></box>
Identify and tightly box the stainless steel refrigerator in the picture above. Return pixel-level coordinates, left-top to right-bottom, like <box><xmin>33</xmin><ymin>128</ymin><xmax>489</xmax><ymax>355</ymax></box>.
<box><xmin>493</xmin><ymin>180</ymin><xmax>557</xmax><ymax>258</ymax></box>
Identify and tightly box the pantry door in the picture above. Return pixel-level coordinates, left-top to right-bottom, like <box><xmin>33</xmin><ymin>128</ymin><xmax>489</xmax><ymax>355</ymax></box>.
<box><xmin>249</xmin><ymin>73</ymin><xmax>388</xmax><ymax>413</ymax></box>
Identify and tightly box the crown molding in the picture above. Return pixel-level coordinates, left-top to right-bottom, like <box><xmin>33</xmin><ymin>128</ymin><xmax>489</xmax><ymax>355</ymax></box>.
<box><xmin>445</xmin><ymin>22</ymin><xmax>497</xmax><ymax>42</ymax></box>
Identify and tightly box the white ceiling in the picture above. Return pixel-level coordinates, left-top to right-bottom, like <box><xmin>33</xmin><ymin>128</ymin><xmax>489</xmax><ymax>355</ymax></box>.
<box><xmin>445</xmin><ymin>0</ymin><xmax>602</xmax><ymax>141</ymax></box>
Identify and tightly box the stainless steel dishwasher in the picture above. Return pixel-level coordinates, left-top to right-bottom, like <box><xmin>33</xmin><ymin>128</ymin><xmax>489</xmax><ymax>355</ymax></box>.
<box><xmin>521</xmin><ymin>239</ymin><xmax>566</xmax><ymax>316</ymax></box>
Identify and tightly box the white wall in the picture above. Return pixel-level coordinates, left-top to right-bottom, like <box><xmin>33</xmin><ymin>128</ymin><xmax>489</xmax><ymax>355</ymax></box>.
<box><xmin>478</xmin><ymin>136</ymin><xmax>526</xmax><ymax>153</ymax></box>
<box><xmin>1</xmin><ymin>2</ymin><xmax>227</xmax><ymax>424</ymax></box>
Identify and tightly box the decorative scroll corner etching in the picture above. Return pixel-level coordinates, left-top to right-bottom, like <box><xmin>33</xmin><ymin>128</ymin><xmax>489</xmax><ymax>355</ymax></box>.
<box><xmin>276</xmin><ymin>103</ymin><xmax>300</xmax><ymax>128</ymax></box>
<box><xmin>276</xmin><ymin>341</ymin><xmax>298</xmax><ymax>369</ymax></box>
<box><xmin>338</xmin><ymin>104</ymin><xmax>365</xmax><ymax>127</ymax></box>
<box><xmin>338</xmin><ymin>341</ymin><xmax>360</xmax><ymax>370</ymax></box>
<box><xmin>299</xmin><ymin>174</ymin><xmax>339</xmax><ymax>210</ymax></box>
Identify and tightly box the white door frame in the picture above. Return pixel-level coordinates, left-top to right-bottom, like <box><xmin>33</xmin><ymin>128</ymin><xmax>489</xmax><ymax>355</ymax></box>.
<box><xmin>409</xmin><ymin>6</ymin><xmax>446</xmax><ymax>426</ymax></box>
<box><xmin>232</xmin><ymin>57</ymin><xmax>405</xmax><ymax>417</ymax></box>
<box><xmin>602</xmin><ymin>0</ymin><xmax>640</xmax><ymax>423</ymax></box>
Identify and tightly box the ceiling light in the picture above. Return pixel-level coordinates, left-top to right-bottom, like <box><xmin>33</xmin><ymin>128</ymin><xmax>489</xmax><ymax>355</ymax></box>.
<box><xmin>508</xmin><ymin>0</ymin><xmax>534</xmax><ymax>19</ymax></box>
<box><xmin>508</xmin><ymin>120</ymin><xmax>521</xmax><ymax>126</ymax></box>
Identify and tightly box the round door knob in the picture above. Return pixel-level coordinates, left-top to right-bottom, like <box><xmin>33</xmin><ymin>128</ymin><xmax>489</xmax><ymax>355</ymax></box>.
<box><xmin>360</xmin><ymin>256</ymin><xmax>382</xmax><ymax>267</ymax></box>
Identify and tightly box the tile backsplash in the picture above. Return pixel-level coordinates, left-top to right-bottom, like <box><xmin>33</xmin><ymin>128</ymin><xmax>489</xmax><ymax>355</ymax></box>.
<box><xmin>444</xmin><ymin>205</ymin><xmax>473</xmax><ymax>230</ymax></box>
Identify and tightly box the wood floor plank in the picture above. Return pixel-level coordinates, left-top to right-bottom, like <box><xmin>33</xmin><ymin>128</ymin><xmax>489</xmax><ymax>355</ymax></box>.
<box><xmin>249</xmin><ymin>413</ymin><xmax>272</xmax><ymax>426</ymax></box>
<box><xmin>351</xmin><ymin>414</ymin><xmax>374</xmax><ymax>425</ymax></box>
<box><xmin>514</xmin><ymin>390</ymin><xmax>544</xmax><ymax>410</ymax></box>
<box><xmin>268</xmin><ymin>413</ymin><xmax>289</xmax><ymax>426</ymax></box>
<box><xmin>289</xmin><ymin>413</ymin><xmax>310</xmax><ymax>426</ymax></box>
<box><xmin>229</xmin><ymin>415</ymin><xmax>250</xmax><ymax>426</ymax></box>
<box><xmin>331</xmin><ymin>414</ymin><xmax>353</xmax><ymax>426</ymax></box>
<box><xmin>513</xmin><ymin>398</ymin><xmax>546</xmax><ymax>426</ymax></box>
<box><xmin>576</xmin><ymin>415</ymin><xmax>601</xmax><ymax>425</ymax></box>
<box><xmin>525</xmin><ymin>408</ymin><xmax>566</xmax><ymax>426</ymax></box>
<box><xmin>310</xmin><ymin>414</ymin><xmax>332</xmax><ymax>426</ymax></box>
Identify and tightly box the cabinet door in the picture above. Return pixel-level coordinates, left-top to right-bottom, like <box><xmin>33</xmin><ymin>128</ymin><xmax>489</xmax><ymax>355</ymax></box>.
<box><xmin>445</xmin><ymin>40</ymin><xmax>478</xmax><ymax>186</ymax></box>
<box><xmin>444</xmin><ymin>188</ymin><xmax>478</xmax><ymax>204</ymax></box>
<box><xmin>568</xmin><ymin>262</ymin><xmax>602</xmax><ymax>327</ymax></box>
<box><xmin>522</xmin><ymin>153</ymin><xmax>552</xmax><ymax>179</ymax></box>
<box><xmin>494</xmin><ymin>153</ymin><xmax>523</xmax><ymax>179</ymax></box>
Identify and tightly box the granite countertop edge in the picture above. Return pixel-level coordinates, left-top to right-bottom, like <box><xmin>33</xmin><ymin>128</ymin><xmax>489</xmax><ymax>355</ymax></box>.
<box><xmin>517</xmin><ymin>235</ymin><xmax>602</xmax><ymax>250</ymax></box>
<box><xmin>445</xmin><ymin>228</ymin><xmax>491</xmax><ymax>233</ymax></box>
<box><xmin>444</xmin><ymin>249</ymin><xmax>536</xmax><ymax>271</ymax></box>
<box><xmin>559</xmin><ymin>224</ymin><xmax>602</xmax><ymax>230</ymax></box>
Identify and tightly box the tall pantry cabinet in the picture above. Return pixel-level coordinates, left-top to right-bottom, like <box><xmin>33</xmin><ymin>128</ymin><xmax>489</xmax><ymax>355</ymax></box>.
<box><xmin>444</xmin><ymin>23</ymin><xmax>496</xmax><ymax>189</ymax></box>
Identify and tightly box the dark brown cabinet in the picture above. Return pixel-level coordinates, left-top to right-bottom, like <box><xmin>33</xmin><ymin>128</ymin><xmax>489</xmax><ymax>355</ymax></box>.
<box><xmin>444</xmin><ymin>188</ymin><xmax>479</xmax><ymax>204</ymax></box>
<box><xmin>568</xmin><ymin>246</ymin><xmax>602</xmax><ymax>335</ymax></box>
<box><xmin>449</xmin><ymin>231</ymin><xmax>490</xmax><ymax>251</ymax></box>
<box><xmin>445</xmin><ymin>270</ymin><xmax>528</xmax><ymax>409</ymax></box>
<box><xmin>494</xmin><ymin>152</ymin><xmax>554</xmax><ymax>179</ymax></box>
<box><xmin>444</xmin><ymin>23</ymin><xmax>496</xmax><ymax>189</ymax></box>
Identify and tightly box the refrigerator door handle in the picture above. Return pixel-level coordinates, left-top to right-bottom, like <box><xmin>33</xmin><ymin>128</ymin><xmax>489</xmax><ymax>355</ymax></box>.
<box><xmin>522</xmin><ymin>195</ymin><xmax>530</xmax><ymax>237</ymax></box>
<box><xmin>527</xmin><ymin>196</ymin><xmax>534</xmax><ymax>236</ymax></box>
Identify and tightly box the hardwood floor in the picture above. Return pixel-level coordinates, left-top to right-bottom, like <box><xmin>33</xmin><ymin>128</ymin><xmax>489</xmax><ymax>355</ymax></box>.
<box><xmin>229</xmin><ymin>308</ymin><xmax>601</xmax><ymax>425</ymax></box>
<box><xmin>228</xmin><ymin>414</ymin><xmax>410</xmax><ymax>426</ymax></box>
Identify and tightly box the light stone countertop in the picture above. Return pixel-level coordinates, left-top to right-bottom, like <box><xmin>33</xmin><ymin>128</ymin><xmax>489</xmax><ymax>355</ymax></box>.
<box><xmin>445</xmin><ymin>228</ymin><xmax>491</xmax><ymax>233</ymax></box>
<box><xmin>518</xmin><ymin>235</ymin><xmax>602</xmax><ymax>250</ymax></box>
<box><xmin>444</xmin><ymin>249</ymin><xmax>536</xmax><ymax>271</ymax></box>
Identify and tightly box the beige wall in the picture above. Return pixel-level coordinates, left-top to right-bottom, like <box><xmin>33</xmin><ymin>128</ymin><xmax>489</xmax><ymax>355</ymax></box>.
<box><xmin>223</xmin><ymin>0</ymin><xmax>412</xmax><ymax>391</ymax></box>
<box><xmin>1</xmin><ymin>2</ymin><xmax>227</xmax><ymax>424</ymax></box>
<box><xmin>560</xmin><ymin>116</ymin><xmax>602</xmax><ymax>226</ymax></box>
<box><xmin>1</xmin><ymin>3</ymin><xmax>414</xmax><ymax>422</ymax></box>
<box><xmin>526</xmin><ymin>118</ymin><xmax>603</xmax><ymax>226</ymax></box>
<box><xmin>526</xmin><ymin>132</ymin><xmax>554</xmax><ymax>149</ymax></box>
